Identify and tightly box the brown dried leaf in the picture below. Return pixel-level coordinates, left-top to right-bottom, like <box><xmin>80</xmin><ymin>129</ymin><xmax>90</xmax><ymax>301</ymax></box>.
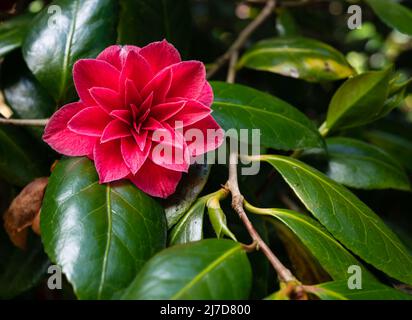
<box><xmin>3</xmin><ymin>177</ymin><xmax>48</xmax><ymax>249</ymax></box>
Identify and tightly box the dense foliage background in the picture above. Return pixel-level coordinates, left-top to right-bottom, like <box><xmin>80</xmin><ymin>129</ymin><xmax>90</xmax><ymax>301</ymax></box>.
<box><xmin>1</xmin><ymin>0</ymin><xmax>412</xmax><ymax>300</ymax></box>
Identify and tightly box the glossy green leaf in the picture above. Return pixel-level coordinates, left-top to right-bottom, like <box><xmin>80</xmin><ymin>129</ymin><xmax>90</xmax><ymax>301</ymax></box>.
<box><xmin>305</xmin><ymin>280</ymin><xmax>412</xmax><ymax>300</ymax></box>
<box><xmin>325</xmin><ymin>69</ymin><xmax>392</xmax><ymax>131</ymax></box>
<box><xmin>248</xmin><ymin>206</ymin><xmax>375</xmax><ymax>281</ymax></box>
<box><xmin>118</xmin><ymin>0</ymin><xmax>191</xmax><ymax>53</ymax></box>
<box><xmin>366</xmin><ymin>0</ymin><xmax>412</xmax><ymax>36</ymax></box>
<box><xmin>0</xmin><ymin>126</ymin><xmax>48</xmax><ymax>186</ymax></box>
<box><xmin>237</xmin><ymin>37</ymin><xmax>354</xmax><ymax>82</ymax></box>
<box><xmin>163</xmin><ymin>164</ymin><xmax>211</xmax><ymax>228</ymax></box>
<box><xmin>169</xmin><ymin>197</ymin><xmax>207</xmax><ymax>245</ymax></box>
<box><xmin>0</xmin><ymin>14</ymin><xmax>33</xmax><ymax>57</ymax></box>
<box><xmin>122</xmin><ymin>239</ymin><xmax>252</xmax><ymax>300</ymax></box>
<box><xmin>2</xmin><ymin>53</ymin><xmax>55</xmax><ymax>119</ymax></box>
<box><xmin>0</xmin><ymin>230</ymin><xmax>49</xmax><ymax>299</ymax></box>
<box><xmin>1</xmin><ymin>52</ymin><xmax>55</xmax><ymax>139</ymax></box>
<box><xmin>23</xmin><ymin>0</ymin><xmax>118</xmax><ymax>103</ymax></box>
<box><xmin>364</xmin><ymin>130</ymin><xmax>412</xmax><ymax>171</ymax></box>
<box><xmin>259</xmin><ymin>154</ymin><xmax>412</xmax><ymax>285</ymax></box>
<box><xmin>326</xmin><ymin>137</ymin><xmax>410</xmax><ymax>190</ymax></box>
<box><xmin>211</xmin><ymin>81</ymin><xmax>324</xmax><ymax>150</ymax></box>
<box><xmin>41</xmin><ymin>157</ymin><xmax>167</xmax><ymax>299</ymax></box>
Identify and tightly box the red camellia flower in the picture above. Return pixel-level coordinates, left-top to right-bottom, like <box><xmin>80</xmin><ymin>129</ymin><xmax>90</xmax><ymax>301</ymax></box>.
<box><xmin>43</xmin><ymin>40</ymin><xmax>224</xmax><ymax>198</ymax></box>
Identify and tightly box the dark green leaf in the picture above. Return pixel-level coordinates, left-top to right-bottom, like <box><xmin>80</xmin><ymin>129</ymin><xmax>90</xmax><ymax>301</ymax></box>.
<box><xmin>122</xmin><ymin>239</ymin><xmax>252</xmax><ymax>300</ymax></box>
<box><xmin>0</xmin><ymin>126</ymin><xmax>48</xmax><ymax>186</ymax></box>
<box><xmin>211</xmin><ymin>82</ymin><xmax>324</xmax><ymax>150</ymax></box>
<box><xmin>118</xmin><ymin>0</ymin><xmax>191</xmax><ymax>54</ymax></box>
<box><xmin>326</xmin><ymin>137</ymin><xmax>410</xmax><ymax>190</ymax></box>
<box><xmin>325</xmin><ymin>69</ymin><xmax>392</xmax><ymax>132</ymax></box>
<box><xmin>366</xmin><ymin>0</ymin><xmax>412</xmax><ymax>36</ymax></box>
<box><xmin>163</xmin><ymin>164</ymin><xmax>211</xmax><ymax>228</ymax></box>
<box><xmin>364</xmin><ymin>130</ymin><xmax>412</xmax><ymax>171</ymax></box>
<box><xmin>238</xmin><ymin>37</ymin><xmax>354</xmax><ymax>82</ymax></box>
<box><xmin>0</xmin><ymin>14</ymin><xmax>33</xmax><ymax>57</ymax></box>
<box><xmin>23</xmin><ymin>0</ymin><xmax>118</xmax><ymax>103</ymax></box>
<box><xmin>41</xmin><ymin>157</ymin><xmax>167</xmax><ymax>299</ymax></box>
<box><xmin>1</xmin><ymin>52</ymin><xmax>55</xmax><ymax>139</ymax></box>
<box><xmin>169</xmin><ymin>197</ymin><xmax>207</xmax><ymax>245</ymax></box>
<box><xmin>260</xmin><ymin>155</ymin><xmax>412</xmax><ymax>285</ymax></box>
<box><xmin>250</xmin><ymin>206</ymin><xmax>375</xmax><ymax>281</ymax></box>
<box><xmin>305</xmin><ymin>280</ymin><xmax>412</xmax><ymax>300</ymax></box>
<box><xmin>0</xmin><ymin>230</ymin><xmax>49</xmax><ymax>299</ymax></box>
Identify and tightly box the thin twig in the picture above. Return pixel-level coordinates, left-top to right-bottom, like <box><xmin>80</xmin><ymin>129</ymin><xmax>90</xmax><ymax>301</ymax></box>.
<box><xmin>0</xmin><ymin>118</ymin><xmax>49</xmax><ymax>126</ymax></box>
<box><xmin>226</xmin><ymin>51</ymin><xmax>239</xmax><ymax>84</ymax></box>
<box><xmin>226</xmin><ymin>151</ymin><xmax>296</xmax><ymax>283</ymax></box>
<box><xmin>221</xmin><ymin>1</ymin><xmax>296</xmax><ymax>284</ymax></box>
<box><xmin>207</xmin><ymin>0</ymin><xmax>276</xmax><ymax>79</ymax></box>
